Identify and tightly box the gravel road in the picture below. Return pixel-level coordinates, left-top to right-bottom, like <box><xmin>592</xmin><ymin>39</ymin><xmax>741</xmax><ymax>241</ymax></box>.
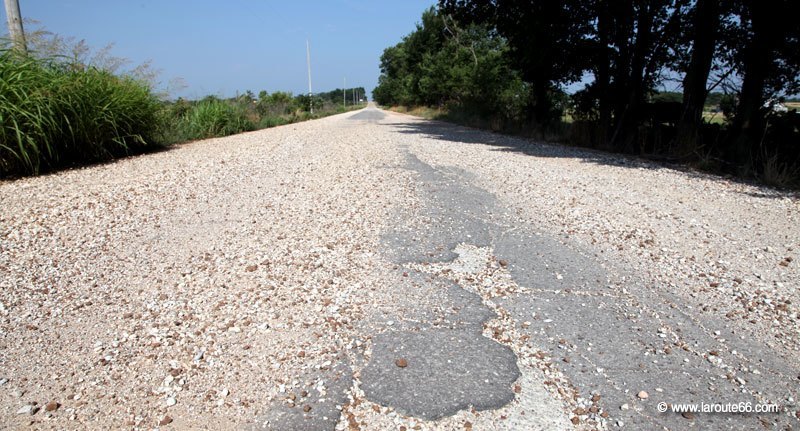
<box><xmin>1</xmin><ymin>105</ymin><xmax>798</xmax><ymax>430</ymax></box>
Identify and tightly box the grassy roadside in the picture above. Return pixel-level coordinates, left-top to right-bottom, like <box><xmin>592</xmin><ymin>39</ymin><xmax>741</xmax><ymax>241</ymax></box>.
<box><xmin>157</xmin><ymin>99</ymin><xmax>363</xmax><ymax>147</ymax></box>
<box><xmin>0</xmin><ymin>50</ymin><xmax>161</xmax><ymax>176</ymax></box>
<box><xmin>0</xmin><ymin>49</ymin><xmax>364</xmax><ymax>179</ymax></box>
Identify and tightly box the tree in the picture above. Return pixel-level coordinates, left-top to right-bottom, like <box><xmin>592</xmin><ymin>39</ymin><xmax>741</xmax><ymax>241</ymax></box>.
<box><xmin>605</xmin><ymin>0</ymin><xmax>689</xmax><ymax>152</ymax></box>
<box><xmin>674</xmin><ymin>0</ymin><xmax>720</xmax><ymax>157</ymax></box>
<box><xmin>728</xmin><ymin>0</ymin><xmax>800</xmax><ymax>170</ymax></box>
<box><xmin>373</xmin><ymin>7</ymin><xmax>528</xmax><ymax>125</ymax></box>
<box><xmin>440</xmin><ymin>0</ymin><xmax>593</xmax><ymax>128</ymax></box>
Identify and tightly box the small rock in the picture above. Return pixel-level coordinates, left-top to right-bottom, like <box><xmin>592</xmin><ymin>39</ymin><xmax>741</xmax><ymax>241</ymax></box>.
<box><xmin>303</xmin><ymin>405</ymin><xmax>312</xmax><ymax>412</ymax></box>
<box><xmin>395</xmin><ymin>358</ymin><xmax>408</xmax><ymax>368</ymax></box>
<box><xmin>44</xmin><ymin>401</ymin><xmax>59</xmax><ymax>412</ymax></box>
<box><xmin>245</xmin><ymin>264</ymin><xmax>258</xmax><ymax>272</ymax></box>
<box><xmin>591</xmin><ymin>394</ymin><xmax>601</xmax><ymax>402</ymax></box>
<box><xmin>16</xmin><ymin>404</ymin><xmax>38</xmax><ymax>415</ymax></box>
<box><xmin>637</xmin><ymin>391</ymin><xmax>649</xmax><ymax>400</ymax></box>
<box><xmin>571</xmin><ymin>416</ymin><xmax>580</xmax><ymax>425</ymax></box>
<box><xmin>682</xmin><ymin>411</ymin><xmax>695</xmax><ymax>420</ymax></box>
<box><xmin>166</xmin><ymin>397</ymin><xmax>177</xmax><ymax>407</ymax></box>
<box><xmin>159</xmin><ymin>415</ymin><xmax>173</xmax><ymax>426</ymax></box>
<box><xmin>620</xmin><ymin>403</ymin><xmax>629</xmax><ymax>410</ymax></box>
<box><xmin>498</xmin><ymin>259</ymin><xmax>508</xmax><ymax>267</ymax></box>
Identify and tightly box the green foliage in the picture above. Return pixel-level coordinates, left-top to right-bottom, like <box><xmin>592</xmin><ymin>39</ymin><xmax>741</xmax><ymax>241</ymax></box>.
<box><xmin>0</xmin><ymin>49</ymin><xmax>160</xmax><ymax>176</ymax></box>
<box><xmin>180</xmin><ymin>99</ymin><xmax>255</xmax><ymax>140</ymax></box>
<box><xmin>651</xmin><ymin>92</ymin><xmax>683</xmax><ymax>104</ymax></box>
<box><xmin>719</xmin><ymin>94</ymin><xmax>737</xmax><ymax>122</ymax></box>
<box><xmin>256</xmin><ymin>91</ymin><xmax>294</xmax><ymax>117</ymax></box>
<box><xmin>155</xmin><ymin>89</ymin><xmax>357</xmax><ymax>146</ymax></box>
<box><xmin>373</xmin><ymin>8</ymin><xmax>529</xmax><ymax>127</ymax></box>
<box><xmin>316</xmin><ymin>87</ymin><xmax>367</xmax><ymax>107</ymax></box>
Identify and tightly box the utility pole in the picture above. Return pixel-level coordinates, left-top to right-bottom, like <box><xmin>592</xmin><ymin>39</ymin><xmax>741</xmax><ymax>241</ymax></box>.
<box><xmin>343</xmin><ymin>77</ymin><xmax>346</xmax><ymax>109</ymax></box>
<box><xmin>306</xmin><ymin>39</ymin><xmax>313</xmax><ymax>114</ymax></box>
<box><xmin>4</xmin><ymin>0</ymin><xmax>27</xmax><ymax>54</ymax></box>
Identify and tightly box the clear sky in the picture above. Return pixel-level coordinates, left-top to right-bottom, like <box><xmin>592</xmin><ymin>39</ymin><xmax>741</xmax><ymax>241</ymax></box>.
<box><xmin>3</xmin><ymin>0</ymin><xmax>437</xmax><ymax>99</ymax></box>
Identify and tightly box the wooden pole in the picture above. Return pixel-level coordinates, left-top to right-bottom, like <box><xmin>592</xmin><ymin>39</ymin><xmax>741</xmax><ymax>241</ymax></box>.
<box><xmin>306</xmin><ymin>39</ymin><xmax>313</xmax><ymax>114</ymax></box>
<box><xmin>4</xmin><ymin>0</ymin><xmax>27</xmax><ymax>54</ymax></box>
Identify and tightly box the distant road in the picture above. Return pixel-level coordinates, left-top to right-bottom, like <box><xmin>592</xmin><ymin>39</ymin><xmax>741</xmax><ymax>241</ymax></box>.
<box><xmin>1</xmin><ymin>105</ymin><xmax>798</xmax><ymax>429</ymax></box>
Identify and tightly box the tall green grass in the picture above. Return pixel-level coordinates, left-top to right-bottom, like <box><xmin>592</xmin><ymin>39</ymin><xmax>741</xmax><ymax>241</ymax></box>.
<box><xmin>1</xmin><ymin>49</ymin><xmax>161</xmax><ymax>176</ymax></box>
<box><xmin>180</xmin><ymin>99</ymin><xmax>254</xmax><ymax>140</ymax></box>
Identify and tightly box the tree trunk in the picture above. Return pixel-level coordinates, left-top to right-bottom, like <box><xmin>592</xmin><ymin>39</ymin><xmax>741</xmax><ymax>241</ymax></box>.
<box><xmin>596</xmin><ymin>2</ymin><xmax>612</xmax><ymax>148</ymax></box>
<box><xmin>610</xmin><ymin>2</ymin><xmax>652</xmax><ymax>153</ymax></box>
<box><xmin>730</xmin><ymin>2</ymin><xmax>778</xmax><ymax>172</ymax></box>
<box><xmin>675</xmin><ymin>0</ymin><xmax>719</xmax><ymax>157</ymax></box>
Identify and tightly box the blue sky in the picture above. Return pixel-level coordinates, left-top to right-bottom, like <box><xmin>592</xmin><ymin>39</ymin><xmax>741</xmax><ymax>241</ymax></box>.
<box><xmin>3</xmin><ymin>1</ymin><xmax>437</xmax><ymax>99</ymax></box>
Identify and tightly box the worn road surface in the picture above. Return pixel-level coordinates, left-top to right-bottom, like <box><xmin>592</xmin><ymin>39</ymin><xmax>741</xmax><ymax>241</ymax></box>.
<box><xmin>1</xmin><ymin>105</ymin><xmax>798</xmax><ymax>430</ymax></box>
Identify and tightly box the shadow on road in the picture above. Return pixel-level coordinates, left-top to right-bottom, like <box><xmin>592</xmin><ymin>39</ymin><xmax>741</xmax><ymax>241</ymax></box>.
<box><xmin>390</xmin><ymin>118</ymin><xmax>796</xmax><ymax>199</ymax></box>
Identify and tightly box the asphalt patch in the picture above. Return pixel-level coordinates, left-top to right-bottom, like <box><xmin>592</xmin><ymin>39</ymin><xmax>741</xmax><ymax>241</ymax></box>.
<box><xmin>361</xmin><ymin>328</ymin><xmax>520</xmax><ymax>420</ymax></box>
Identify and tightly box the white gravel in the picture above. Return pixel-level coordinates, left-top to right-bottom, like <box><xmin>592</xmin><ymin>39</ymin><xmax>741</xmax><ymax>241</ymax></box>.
<box><xmin>1</xmin><ymin>107</ymin><xmax>797</xmax><ymax>429</ymax></box>
<box><xmin>0</xmin><ymin>112</ymin><xmax>413</xmax><ymax>429</ymax></box>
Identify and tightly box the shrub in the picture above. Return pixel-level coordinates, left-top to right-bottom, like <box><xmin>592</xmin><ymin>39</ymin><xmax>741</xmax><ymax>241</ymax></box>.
<box><xmin>258</xmin><ymin>116</ymin><xmax>287</xmax><ymax>128</ymax></box>
<box><xmin>181</xmin><ymin>99</ymin><xmax>254</xmax><ymax>140</ymax></box>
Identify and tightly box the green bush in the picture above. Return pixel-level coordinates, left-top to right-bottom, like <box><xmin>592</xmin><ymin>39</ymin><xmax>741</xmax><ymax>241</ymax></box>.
<box><xmin>181</xmin><ymin>99</ymin><xmax>254</xmax><ymax>140</ymax></box>
<box><xmin>258</xmin><ymin>116</ymin><xmax>287</xmax><ymax>128</ymax></box>
<box><xmin>0</xmin><ymin>49</ymin><xmax>160</xmax><ymax>176</ymax></box>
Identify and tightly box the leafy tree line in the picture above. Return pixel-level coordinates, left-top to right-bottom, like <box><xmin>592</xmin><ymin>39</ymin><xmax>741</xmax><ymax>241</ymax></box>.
<box><xmin>375</xmin><ymin>2</ymin><xmax>800</xmax><ymax>185</ymax></box>
<box><xmin>373</xmin><ymin>8</ymin><xmax>529</xmax><ymax>129</ymax></box>
<box><xmin>316</xmin><ymin>87</ymin><xmax>367</xmax><ymax>106</ymax></box>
